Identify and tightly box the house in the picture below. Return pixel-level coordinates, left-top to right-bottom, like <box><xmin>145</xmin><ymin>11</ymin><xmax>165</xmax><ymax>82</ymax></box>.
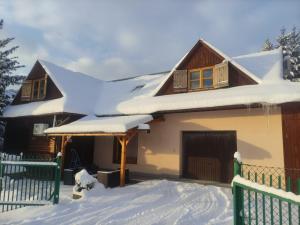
<box><xmin>2</xmin><ymin>39</ymin><xmax>300</xmax><ymax>185</ymax></box>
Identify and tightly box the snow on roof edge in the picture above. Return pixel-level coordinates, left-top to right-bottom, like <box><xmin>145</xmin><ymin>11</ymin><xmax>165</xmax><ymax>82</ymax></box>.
<box><xmin>200</xmin><ymin>39</ymin><xmax>262</xmax><ymax>84</ymax></box>
<box><xmin>233</xmin><ymin>47</ymin><xmax>283</xmax><ymax>59</ymax></box>
<box><xmin>44</xmin><ymin>114</ymin><xmax>153</xmax><ymax>134</ymax></box>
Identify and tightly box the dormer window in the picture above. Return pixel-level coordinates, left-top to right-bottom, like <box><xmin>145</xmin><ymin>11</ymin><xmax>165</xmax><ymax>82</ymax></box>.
<box><xmin>173</xmin><ymin>61</ymin><xmax>229</xmax><ymax>92</ymax></box>
<box><xmin>32</xmin><ymin>78</ymin><xmax>46</xmax><ymax>100</ymax></box>
<box><xmin>189</xmin><ymin>67</ymin><xmax>213</xmax><ymax>90</ymax></box>
<box><xmin>21</xmin><ymin>75</ymin><xmax>47</xmax><ymax>102</ymax></box>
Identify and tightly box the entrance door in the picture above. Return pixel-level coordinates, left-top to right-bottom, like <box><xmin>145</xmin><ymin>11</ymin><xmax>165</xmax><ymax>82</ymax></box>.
<box><xmin>182</xmin><ymin>131</ymin><xmax>237</xmax><ymax>183</ymax></box>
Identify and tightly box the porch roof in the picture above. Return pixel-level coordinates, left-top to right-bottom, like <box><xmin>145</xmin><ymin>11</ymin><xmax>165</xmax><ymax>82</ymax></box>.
<box><xmin>44</xmin><ymin>114</ymin><xmax>153</xmax><ymax>136</ymax></box>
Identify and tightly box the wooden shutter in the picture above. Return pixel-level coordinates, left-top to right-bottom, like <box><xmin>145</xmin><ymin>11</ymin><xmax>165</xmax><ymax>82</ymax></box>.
<box><xmin>213</xmin><ymin>61</ymin><xmax>229</xmax><ymax>88</ymax></box>
<box><xmin>173</xmin><ymin>70</ymin><xmax>188</xmax><ymax>89</ymax></box>
<box><xmin>21</xmin><ymin>80</ymin><xmax>32</xmax><ymax>101</ymax></box>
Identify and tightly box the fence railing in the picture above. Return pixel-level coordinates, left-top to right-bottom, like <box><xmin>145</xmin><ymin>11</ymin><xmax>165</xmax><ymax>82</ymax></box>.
<box><xmin>241</xmin><ymin>163</ymin><xmax>300</xmax><ymax>193</ymax></box>
<box><xmin>0</xmin><ymin>152</ymin><xmax>62</xmax><ymax>213</ymax></box>
<box><xmin>233</xmin><ymin>154</ymin><xmax>300</xmax><ymax>225</ymax></box>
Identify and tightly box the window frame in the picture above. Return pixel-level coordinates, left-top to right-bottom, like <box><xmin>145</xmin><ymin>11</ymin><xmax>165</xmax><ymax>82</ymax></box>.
<box><xmin>31</xmin><ymin>76</ymin><xmax>47</xmax><ymax>101</ymax></box>
<box><xmin>188</xmin><ymin>66</ymin><xmax>214</xmax><ymax>91</ymax></box>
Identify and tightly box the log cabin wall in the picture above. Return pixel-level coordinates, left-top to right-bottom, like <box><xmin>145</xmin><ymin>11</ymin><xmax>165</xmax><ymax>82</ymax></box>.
<box><xmin>11</xmin><ymin>61</ymin><xmax>63</xmax><ymax>105</ymax></box>
<box><xmin>156</xmin><ymin>41</ymin><xmax>257</xmax><ymax>96</ymax></box>
<box><xmin>3</xmin><ymin>114</ymin><xmax>83</xmax><ymax>156</ymax></box>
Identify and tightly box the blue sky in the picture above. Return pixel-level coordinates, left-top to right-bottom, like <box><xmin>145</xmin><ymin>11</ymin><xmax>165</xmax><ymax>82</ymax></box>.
<box><xmin>0</xmin><ymin>0</ymin><xmax>299</xmax><ymax>80</ymax></box>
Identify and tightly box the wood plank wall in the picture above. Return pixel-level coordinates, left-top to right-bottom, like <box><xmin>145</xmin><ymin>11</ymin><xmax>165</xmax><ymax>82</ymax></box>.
<box><xmin>156</xmin><ymin>41</ymin><xmax>257</xmax><ymax>96</ymax></box>
<box><xmin>281</xmin><ymin>103</ymin><xmax>300</xmax><ymax>170</ymax></box>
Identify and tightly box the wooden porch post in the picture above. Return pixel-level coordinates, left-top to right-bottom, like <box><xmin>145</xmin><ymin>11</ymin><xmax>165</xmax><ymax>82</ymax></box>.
<box><xmin>120</xmin><ymin>136</ymin><xmax>127</xmax><ymax>187</ymax></box>
<box><xmin>60</xmin><ymin>135</ymin><xmax>70</xmax><ymax>174</ymax></box>
<box><xmin>118</xmin><ymin>130</ymin><xmax>137</xmax><ymax>187</ymax></box>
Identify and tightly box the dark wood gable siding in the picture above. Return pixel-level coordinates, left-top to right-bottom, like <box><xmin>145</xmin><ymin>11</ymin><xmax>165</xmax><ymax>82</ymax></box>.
<box><xmin>177</xmin><ymin>41</ymin><xmax>223</xmax><ymax>70</ymax></box>
<box><xmin>281</xmin><ymin>103</ymin><xmax>300</xmax><ymax>170</ymax></box>
<box><xmin>11</xmin><ymin>61</ymin><xmax>63</xmax><ymax>105</ymax></box>
<box><xmin>156</xmin><ymin>40</ymin><xmax>257</xmax><ymax>96</ymax></box>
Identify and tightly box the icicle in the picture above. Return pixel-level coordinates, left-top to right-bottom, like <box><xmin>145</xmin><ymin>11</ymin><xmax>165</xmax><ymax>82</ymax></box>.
<box><xmin>261</xmin><ymin>103</ymin><xmax>276</xmax><ymax>128</ymax></box>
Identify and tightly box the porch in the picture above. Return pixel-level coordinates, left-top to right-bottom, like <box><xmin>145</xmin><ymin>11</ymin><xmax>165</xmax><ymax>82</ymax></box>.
<box><xmin>45</xmin><ymin>114</ymin><xmax>154</xmax><ymax>186</ymax></box>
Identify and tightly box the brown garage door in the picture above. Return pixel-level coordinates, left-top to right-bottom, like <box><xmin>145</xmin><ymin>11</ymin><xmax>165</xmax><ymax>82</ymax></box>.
<box><xmin>182</xmin><ymin>131</ymin><xmax>237</xmax><ymax>183</ymax></box>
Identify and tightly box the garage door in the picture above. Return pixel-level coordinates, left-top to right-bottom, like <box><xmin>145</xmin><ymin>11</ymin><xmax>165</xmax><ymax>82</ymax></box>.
<box><xmin>182</xmin><ymin>131</ymin><xmax>237</xmax><ymax>183</ymax></box>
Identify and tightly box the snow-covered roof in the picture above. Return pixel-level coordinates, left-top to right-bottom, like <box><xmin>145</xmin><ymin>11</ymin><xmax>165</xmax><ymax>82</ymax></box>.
<box><xmin>44</xmin><ymin>114</ymin><xmax>153</xmax><ymax>134</ymax></box>
<box><xmin>232</xmin><ymin>47</ymin><xmax>283</xmax><ymax>82</ymax></box>
<box><xmin>3</xmin><ymin>39</ymin><xmax>300</xmax><ymax>119</ymax></box>
<box><xmin>3</xmin><ymin>60</ymin><xmax>103</xmax><ymax>118</ymax></box>
<box><xmin>108</xmin><ymin>82</ymin><xmax>300</xmax><ymax>114</ymax></box>
<box><xmin>94</xmin><ymin>72</ymin><xmax>168</xmax><ymax>116</ymax></box>
<box><xmin>94</xmin><ymin>44</ymin><xmax>300</xmax><ymax>115</ymax></box>
<box><xmin>200</xmin><ymin>39</ymin><xmax>262</xmax><ymax>84</ymax></box>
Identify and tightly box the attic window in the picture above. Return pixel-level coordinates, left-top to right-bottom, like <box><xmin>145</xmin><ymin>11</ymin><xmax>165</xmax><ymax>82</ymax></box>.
<box><xmin>131</xmin><ymin>85</ymin><xmax>145</xmax><ymax>92</ymax></box>
<box><xmin>32</xmin><ymin>78</ymin><xmax>47</xmax><ymax>100</ymax></box>
<box><xmin>21</xmin><ymin>75</ymin><xmax>47</xmax><ymax>102</ymax></box>
<box><xmin>189</xmin><ymin>67</ymin><xmax>213</xmax><ymax>90</ymax></box>
<box><xmin>187</xmin><ymin>62</ymin><xmax>229</xmax><ymax>91</ymax></box>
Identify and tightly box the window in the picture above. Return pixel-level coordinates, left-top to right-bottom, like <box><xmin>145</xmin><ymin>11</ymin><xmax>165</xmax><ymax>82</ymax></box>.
<box><xmin>203</xmin><ymin>68</ymin><xmax>213</xmax><ymax>88</ymax></box>
<box><xmin>31</xmin><ymin>78</ymin><xmax>47</xmax><ymax>100</ymax></box>
<box><xmin>20</xmin><ymin>76</ymin><xmax>47</xmax><ymax>102</ymax></box>
<box><xmin>113</xmin><ymin>135</ymin><xmax>138</xmax><ymax>164</ymax></box>
<box><xmin>189</xmin><ymin>67</ymin><xmax>214</xmax><ymax>90</ymax></box>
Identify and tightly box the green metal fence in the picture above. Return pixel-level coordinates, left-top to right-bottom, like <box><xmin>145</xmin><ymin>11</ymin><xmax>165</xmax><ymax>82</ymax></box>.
<box><xmin>233</xmin><ymin>158</ymin><xmax>300</xmax><ymax>225</ymax></box>
<box><xmin>0</xmin><ymin>152</ymin><xmax>62</xmax><ymax>213</ymax></box>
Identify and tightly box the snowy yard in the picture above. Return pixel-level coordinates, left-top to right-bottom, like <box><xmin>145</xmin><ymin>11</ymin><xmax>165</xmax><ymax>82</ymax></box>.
<box><xmin>0</xmin><ymin>180</ymin><xmax>233</xmax><ymax>225</ymax></box>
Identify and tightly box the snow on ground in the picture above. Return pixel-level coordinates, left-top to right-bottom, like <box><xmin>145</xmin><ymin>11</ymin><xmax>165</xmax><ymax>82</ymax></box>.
<box><xmin>0</xmin><ymin>180</ymin><xmax>233</xmax><ymax>225</ymax></box>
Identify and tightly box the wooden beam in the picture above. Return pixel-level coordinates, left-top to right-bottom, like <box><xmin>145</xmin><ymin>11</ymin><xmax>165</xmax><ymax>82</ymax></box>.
<box><xmin>118</xmin><ymin>130</ymin><xmax>139</xmax><ymax>187</ymax></box>
<box><xmin>120</xmin><ymin>136</ymin><xmax>127</xmax><ymax>187</ymax></box>
<box><xmin>60</xmin><ymin>135</ymin><xmax>70</xmax><ymax>174</ymax></box>
<box><xmin>47</xmin><ymin>132</ymin><xmax>127</xmax><ymax>137</ymax></box>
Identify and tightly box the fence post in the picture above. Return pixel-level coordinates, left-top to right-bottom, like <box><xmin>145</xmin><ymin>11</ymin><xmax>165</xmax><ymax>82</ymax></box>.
<box><xmin>233</xmin><ymin>152</ymin><xmax>244</xmax><ymax>225</ymax></box>
<box><xmin>234</xmin><ymin>157</ymin><xmax>241</xmax><ymax>177</ymax></box>
<box><xmin>53</xmin><ymin>152</ymin><xmax>62</xmax><ymax>204</ymax></box>
<box><xmin>0</xmin><ymin>157</ymin><xmax>2</xmax><ymax>192</ymax></box>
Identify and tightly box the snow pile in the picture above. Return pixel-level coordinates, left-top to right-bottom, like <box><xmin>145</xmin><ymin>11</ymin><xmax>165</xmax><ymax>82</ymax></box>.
<box><xmin>74</xmin><ymin>169</ymin><xmax>97</xmax><ymax>191</ymax></box>
<box><xmin>0</xmin><ymin>180</ymin><xmax>233</xmax><ymax>225</ymax></box>
<box><xmin>233</xmin><ymin>152</ymin><xmax>242</xmax><ymax>163</ymax></box>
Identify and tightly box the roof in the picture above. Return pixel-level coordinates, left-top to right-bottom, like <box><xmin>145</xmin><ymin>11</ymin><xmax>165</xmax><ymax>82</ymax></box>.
<box><xmin>44</xmin><ymin>114</ymin><xmax>153</xmax><ymax>134</ymax></box>
<box><xmin>109</xmin><ymin>82</ymin><xmax>300</xmax><ymax>114</ymax></box>
<box><xmin>94</xmin><ymin>72</ymin><xmax>168</xmax><ymax>116</ymax></box>
<box><xmin>3</xmin><ymin>60</ymin><xmax>103</xmax><ymax>117</ymax></box>
<box><xmin>3</xmin><ymin>39</ymin><xmax>300</xmax><ymax>119</ymax></box>
<box><xmin>232</xmin><ymin>47</ymin><xmax>283</xmax><ymax>82</ymax></box>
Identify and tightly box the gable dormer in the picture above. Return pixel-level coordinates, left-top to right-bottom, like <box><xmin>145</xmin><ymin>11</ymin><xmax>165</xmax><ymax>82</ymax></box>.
<box><xmin>11</xmin><ymin>61</ymin><xmax>63</xmax><ymax>105</ymax></box>
<box><xmin>156</xmin><ymin>40</ymin><xmax>258</xmax><ymax>96</ymax></box>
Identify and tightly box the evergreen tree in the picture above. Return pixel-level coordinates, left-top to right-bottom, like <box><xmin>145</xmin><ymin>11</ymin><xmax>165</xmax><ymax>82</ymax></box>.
<box><xmin>263</xmin><ymin>26</ymin><xmax>300</xmax><ymax>81</ymax></box>
<box><xmin>262</xmin><ymin>38</ymin><xmax>274</xmax><ymax>51</ymax></box>
<box><xmin>0</xmin><ymin>19</ymin><xmax>24</xmax><ymax>115</ymax></box>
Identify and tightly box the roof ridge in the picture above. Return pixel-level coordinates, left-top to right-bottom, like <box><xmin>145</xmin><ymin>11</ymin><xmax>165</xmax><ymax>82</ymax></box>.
<box><xmin>233</xmin><ymin>47</ymin><xmax>282</xmax><ymax>59</ymax></box>
<box><xmin>110</xmin><ymin>70</ymin><xmax>170</xmax><ymax>82</ymax></box>
<box><xmin>38</xmin><ymin>59</ymin><xmax>104</xmax><ymax>82</ymax></box>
